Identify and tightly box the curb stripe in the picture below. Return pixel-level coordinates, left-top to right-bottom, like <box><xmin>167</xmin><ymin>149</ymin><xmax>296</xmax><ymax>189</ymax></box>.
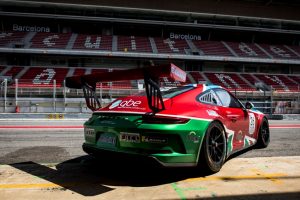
<box><xmin>0</xmin><ymin>125</ymin><xmax>299</xmax><ymax>129</ymax></box>
<box><xmin>0</xmin><ymin>173</ymin><xmax>287</xmax><ymax>189</ymax></box>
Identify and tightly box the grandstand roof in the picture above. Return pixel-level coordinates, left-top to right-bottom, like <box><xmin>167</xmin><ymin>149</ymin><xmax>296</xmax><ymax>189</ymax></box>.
<box><xmin>3</xmin><ymin>0</ymin><xmax>300</xmax><ymax>21</ymax></box>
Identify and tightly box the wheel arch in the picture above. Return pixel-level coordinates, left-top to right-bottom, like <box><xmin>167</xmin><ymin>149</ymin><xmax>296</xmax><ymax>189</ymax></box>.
<box><xmin>195</xmin><ymin>119</ymin><xmax>227</xmax><ymax>164</ymax></box>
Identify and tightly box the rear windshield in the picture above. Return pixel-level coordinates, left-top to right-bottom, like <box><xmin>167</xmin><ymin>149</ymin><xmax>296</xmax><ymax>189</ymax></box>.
<box><xmin>136</xmin><ymin>85</ymin><xmax>195</xmax><ymax>98</ymax></box>
<box><xmin>161</xmin><ymin>86</ymin><xmax>195</xmax><ymax>98</ymax></box>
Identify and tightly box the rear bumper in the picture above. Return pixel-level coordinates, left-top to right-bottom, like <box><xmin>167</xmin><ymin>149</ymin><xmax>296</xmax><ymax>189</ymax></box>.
<box><xmin>82</xmin><ymin>143</ymin><xmax>197</xmax><ymax>167</ymax></box>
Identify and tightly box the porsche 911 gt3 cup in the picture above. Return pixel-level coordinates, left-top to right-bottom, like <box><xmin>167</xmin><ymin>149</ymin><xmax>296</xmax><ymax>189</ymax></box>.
<box><xmin>66</xmin><ymin>63</ymin><xmax>270</xmax><ymax>173</ymax></box>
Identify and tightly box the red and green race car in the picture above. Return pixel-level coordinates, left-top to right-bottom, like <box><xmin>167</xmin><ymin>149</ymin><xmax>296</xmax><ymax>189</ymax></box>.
<box><xmin>66</xmin><ymin>63</ymin><xmax>270</xmax><ymax>173</ymax></box>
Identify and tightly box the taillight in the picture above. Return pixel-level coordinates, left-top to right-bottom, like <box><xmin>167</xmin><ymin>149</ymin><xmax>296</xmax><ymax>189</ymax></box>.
<box><xmin>142</xmin><ymin>115</ymin><xmax>190</xmax><ymax>124</ymax></box>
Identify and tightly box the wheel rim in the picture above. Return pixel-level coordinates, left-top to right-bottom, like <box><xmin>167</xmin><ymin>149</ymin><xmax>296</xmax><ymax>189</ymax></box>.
<box><xmin>207</xmin><ymin>126</ymin><xmax>225</xmax><ymax>163</ymax></box>
<box><xmin>261</xmin><ymin>123</ymin><xmax>270</xmax><ymax>144</ymax></box>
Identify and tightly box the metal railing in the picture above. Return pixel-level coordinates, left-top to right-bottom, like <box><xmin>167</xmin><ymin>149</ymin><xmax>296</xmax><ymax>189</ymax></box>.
<box><xmin>0</xmin><ymin>79</ymin><xmax>300</xmax><ymax>114</ymax></box>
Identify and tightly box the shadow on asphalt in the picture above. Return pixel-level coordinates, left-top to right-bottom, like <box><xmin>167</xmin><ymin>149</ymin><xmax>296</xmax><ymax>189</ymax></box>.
<box><xmin>10</xmin><ymin>155</ymin><xmax>209</xmax><ymax>196</ymax></box>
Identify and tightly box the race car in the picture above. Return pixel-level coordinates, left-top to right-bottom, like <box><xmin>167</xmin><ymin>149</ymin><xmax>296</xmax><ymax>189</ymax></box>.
<box><xmin>66</xmin><ymin>63</ymin><xmax>270</xmax><ymax>173</ymax></box>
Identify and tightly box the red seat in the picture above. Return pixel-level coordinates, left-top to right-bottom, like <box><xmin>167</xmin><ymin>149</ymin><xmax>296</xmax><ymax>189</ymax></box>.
<box><xmin>18</xmin><ymin>67</ymin><xmax>69</xmax><ymax>87</ymax></box>
<box><xmin>118</xmin><ymin>36</ymin><xmax>152</xmax><ymax>53</ymax></box>
<box><xmin>30</xmin><ymin>33</ymin><xmax>72</xmax><ymax>49</ymax></box>
<box><xmin>258</xmin><ymin>44</ymin><xmax>298</xmax><ymax>59</ymax></box>
<box><xmin>204</xmin><ymin>72</ymin><xmax>254</xmax><ymax>91</ymax></box>
<box><xmin>188</xmin><ymin>72</ymin><xmax>206</xmax><ymax>84</ymax></box>
<box><xmin>73</xmin><ymin>34</ymin><xmax>112</xmax><ymax>51</ymax></box>
<box><xmin>225</xmin><ymin>42</ymin><xmax>269</xmax><ymax>58</ymax></box>
<box><xmin>153</xmin><ymin>37</ymin><xmax>190</xmax><ymax>54</ymax></box>
<box><xmin>193</xmin><ymin>41</ymin><xmax>233</xmax><ymax>56</ymax></box>
<box><xmin>3</xmin><ymin>66</ymin><xmax>24</xmax><ymax>79</ymax></box>
<box><xmin>254</xmin><ymin>74</ymin><xmax>299</xmax><ymax>91</ymax></box>
<box><xmin>0</xmin><ymin>32</ymin><xmax>27</xmax><ymax>47</ymax></box>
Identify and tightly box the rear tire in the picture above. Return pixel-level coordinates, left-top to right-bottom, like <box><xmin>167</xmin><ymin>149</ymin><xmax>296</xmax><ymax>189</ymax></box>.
<box><xmin>199</xmin><ymin>121</ymin><xmax>227</xmax><ymax>173</ymax></box>
<box><xmin>256</xmin><ymin>118</ymin><xmax>270</xmax><ymax>148</ymax></box>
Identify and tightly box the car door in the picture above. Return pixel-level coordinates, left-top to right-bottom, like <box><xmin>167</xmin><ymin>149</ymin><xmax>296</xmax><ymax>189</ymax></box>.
<box><xmin>214</xmin><ymin>89</ymin><xmax>249</xmax><ymax>152</ymax></box>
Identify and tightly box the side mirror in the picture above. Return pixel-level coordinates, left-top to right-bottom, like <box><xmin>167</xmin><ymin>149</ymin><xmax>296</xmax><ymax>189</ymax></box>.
<box><xmin>245</xmin><ymin>102</ymin><xmax>254</xmax><ymax>110</ymax></box>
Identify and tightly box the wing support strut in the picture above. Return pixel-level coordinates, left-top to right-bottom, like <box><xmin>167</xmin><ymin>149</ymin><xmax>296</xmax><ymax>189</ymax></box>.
<box><xmin>144</xmin><ymin>73</ymin><xmax>165</xmax><ymax>113</ymax></box>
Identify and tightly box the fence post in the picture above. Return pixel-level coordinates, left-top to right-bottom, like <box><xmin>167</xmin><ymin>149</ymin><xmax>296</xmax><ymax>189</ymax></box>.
<box><xmin>99</xmin><ymin>83</ymin><xmax>103</xmax><ymax>107</ymax></box>
<box><xmin>15</xmin><ymin>79</ymin><xmax>18</xmax><ymax>111</ymax></box>
<box><xmin>4</xmin><ymin>79</ymin><xmax>7</xmax><ymax>112</ymax></box>
<box><xmin>63</xmin><ymin>80</ymin><xmax>66</xmax><ymax>112</ymax></box>
<box><xmin>53</xmin><ymin>80</ymin><xmax>56</xmax><ymax>112</ymax></box>
<box><xmin>270</xmin><ymin>86</ymin><xmax>273</xmax><ymax>115</ymax></box>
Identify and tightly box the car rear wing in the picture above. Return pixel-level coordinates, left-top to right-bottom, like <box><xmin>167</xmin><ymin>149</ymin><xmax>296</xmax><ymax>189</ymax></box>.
<box><xmin>65</xmin><ymin>63</ymin><xmax>186</xmax><ymax>113</ymax></box>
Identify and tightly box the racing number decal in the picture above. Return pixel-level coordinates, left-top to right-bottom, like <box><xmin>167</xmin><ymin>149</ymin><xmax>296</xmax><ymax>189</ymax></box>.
<box><xmin>249</xmin><ymin>113</ymin><xmax>256</xmax><ymax>135</ymax></box>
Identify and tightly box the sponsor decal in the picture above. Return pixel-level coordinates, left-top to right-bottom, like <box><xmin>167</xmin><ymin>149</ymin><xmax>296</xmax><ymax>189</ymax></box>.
<box><xmin>236</xmin><ymin>130</ymin><xmax>243</xmax><ymax>142</ymax></box>
<box><xmin>84</xmin><ymin>128</ymin><xmax>95</xmax><ymax>138</ymax></box>
<box><xmin>170</xmin><ymin>32</ymin><xmax>201</xmax><ymax>40</ymax></box>
<box><xmin>224</xmin><ymin>126</ymin><xmax>235</xmax><ymax>155</ymax></box>
<box><xmin>170</xmin><ymin>64</ymin><xmax>186</xmax><ymax>82</ymax></box>
<box><xmin>13</xmin><ymin>24</ymin><xmax>50</xmax><ymax>32</ymax></box>
<box><xmin>141</xmin><ymin>136</ymin><xmax>168</xmax><ymax>144</ymax></box>
<box><xmin>109</xmin><ymin>99</ymin><xmax>144</xmax><ymax>110</ymax></box>
<box><xmin>243</xmin><ymin>136</ymin><xmax>256</xmax><ymax>148</ymax></box>
<box><xmin>120</xmin><ymin>132</ymin><xmax>140</xmax><ymax>143</ymax></box>
<box><xmin>207</xmin><ymin>110</ymin><xmax>219</xmax><ymax>117</ymax></box>
<box><xmin>249</xmin><ymin>113</ymin><xmax>256</xmax><ymax>135</ymax></box>
<box><xmin>99</xmin><ymin>120</ymin><xmax>116</xmax><ymax>125</ymax></box>
<box><xmin>188</xmin><ymin>131</ymin><xmax>199</xmax><ymax>143</ymax></box>
<box><xmin>109</xmin><ymin>100</ymin><xmax>122</xmax><ymax>109</ymax></box>
<box><xmin>98</xmin><ymin>134</ymin><xmax>116</xmax><ymax>145</ymax></box>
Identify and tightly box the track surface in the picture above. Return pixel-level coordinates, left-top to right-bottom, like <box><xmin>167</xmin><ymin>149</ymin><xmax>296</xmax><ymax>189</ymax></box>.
<box><xmin>0</xmin><ymin>119</ymin><xmax>299</xmax><ymax>200</ymax></box>
<box><xmin>0</xmin><ymin>120</ymin><xmax>299</xmax><ymax>164</ymax></box>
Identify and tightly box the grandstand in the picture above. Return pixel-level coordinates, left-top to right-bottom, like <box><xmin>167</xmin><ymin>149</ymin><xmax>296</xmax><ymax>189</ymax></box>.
<box><xmin>0</xmin><ymin>0</ymin><xmax>299</xmax><ymax>115</ymax></box>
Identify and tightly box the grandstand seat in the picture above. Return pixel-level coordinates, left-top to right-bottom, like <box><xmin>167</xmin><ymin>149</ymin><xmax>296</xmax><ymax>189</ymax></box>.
<box><xmin>289</xmin><ymin>46</ymin><xmax>300</xmax><ymax>57</ymax></box>
<box><xmin>254</xmin><ymin>74</ymin><xmax>295</xmax><ymax>91</ymax></box>
<box><xmin>258</xmin><ymin>44</ymin><xmax>299</xmax><ymax>59</ymax></box>
<box><xmin>225</xmin><ymin>42</ymin><xmax>270</xmax><ymax>58</ymax></box>
<box><xmin>73</xmin><ymin>34</ymin><xmax>112</xmax><ymax>51</ymax></box>
<box><xmin>89</xmin><ymin>69</ymin><xmax>110</xmax><ymax>89</ymax></box>
<box><xmin>153</xmin><ymin>37</ymin><xmax>190</xmax><ymax>54</ymax></box>
<box><xmin>117</xmin><ymin>36</ymin><xmax>152</xmax><ymax>53</ymax></box>
<box><xmin>287</xmin><ymin>75</ymin><xmax>300</xmax><ymax>91</ymax></box>
<box><xmin>18</xmin><ymin>67</ymin><xmax>69</xmax><ymax>87</ymax></box>
<box><xmin>204</xmin><ymin>72</ymin><xmax>254</xmax><ymax>90</ymax></box>
<box><xmin>30</xmin><ymin>33</ymin><xmax>72</xmax><ymax>49</ymax></box>
<box><xmin>72</xmin><ymin>68</ymin><xmax>86</xmax><ymax>76</ymax></box>
<box><xmin>193</xmin><ymin>41</ymin><xmax>233</xmax><ymax>56</ymax></box>
<box><xmin>288</xmin><ymin>75</ymin><xmax>300</xmax><ymax>84</ymax></box>
<box><xmin>110</xmin><ymin>69</ymin><xmax>133</xmax><ymax>89</ymax></box>
<box><xmin>188</xmin><ymin>71</ymin><xmax>206</xmax><ymax>84</ymax></box>
<box><xmin>3</xmin><ymin>66</ymin><xmax>24</xmax><ymax>79</ymax></box>
<box><xmin>240</xmin><ymin>74</ymin><xmax>258</xmax><ymax>86</ymax></box>
<box><xmin>0</xmin><ymin>32</ymin><xmax>27</xmax><ymax>47</ymax></box>
<box><xmin>0</xmin><ymin>66</ymin><xmax>5</xmax><ymax>73</ymax></box>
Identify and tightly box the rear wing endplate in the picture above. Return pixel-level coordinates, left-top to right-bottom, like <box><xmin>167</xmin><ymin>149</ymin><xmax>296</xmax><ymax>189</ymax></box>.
<box><xmin>65</xmin><ymin>63</ymin><xmax>186</xmax><ymax>113</ymax></box>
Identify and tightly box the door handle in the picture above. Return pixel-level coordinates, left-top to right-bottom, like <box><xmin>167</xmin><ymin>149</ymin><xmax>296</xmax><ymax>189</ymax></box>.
<box><xmin>230</xmin><ymin>117</ymin><xmax>237</xmax><ymax>122</ymax></box>
<box><xmin>227</xmin><ymin>115</ymin><xmax>239</xmax><ymax>122</ymax></box>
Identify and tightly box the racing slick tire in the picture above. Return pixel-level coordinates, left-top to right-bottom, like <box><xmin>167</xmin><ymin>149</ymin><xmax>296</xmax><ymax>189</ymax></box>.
<box><xmin>199</xmin><ymin>121</ymin><xmax>227</xmax><ymax>173</ymax></box>
<box><xmin>256</xmin><ymin>117</ymin><xmax>270</xmax><ymax>148</ymax></box>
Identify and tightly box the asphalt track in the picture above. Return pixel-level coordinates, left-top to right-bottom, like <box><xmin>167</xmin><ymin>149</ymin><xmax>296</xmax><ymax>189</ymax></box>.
<box><xmin>0</xmin><ymin>119</ymin><xmax>299</xmax><ymax>199</ymax></box>
<box><xmin>0</xmin><ymin>119</ymin><xmax>299</xmax><ymax>164</ymax></box>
